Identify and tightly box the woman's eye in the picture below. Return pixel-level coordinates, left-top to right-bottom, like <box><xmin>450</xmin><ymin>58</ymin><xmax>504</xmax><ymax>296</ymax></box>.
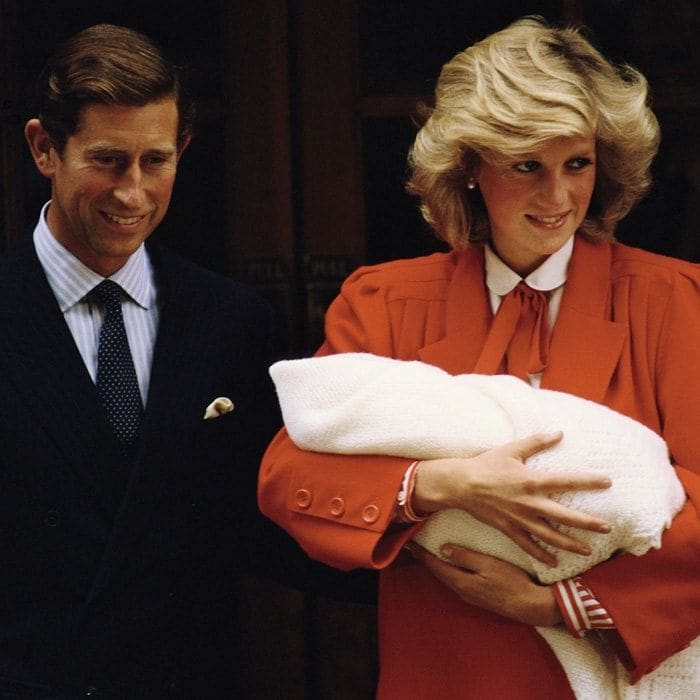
<box><xmin>514</xmin><ymin>161</ymin><xmax>539</xmax><ymax>173</ymax></box>
<box><xmin>568</xmin><ymin>157</ymin><xmax>593</xmax><ymax>170</ymax></box>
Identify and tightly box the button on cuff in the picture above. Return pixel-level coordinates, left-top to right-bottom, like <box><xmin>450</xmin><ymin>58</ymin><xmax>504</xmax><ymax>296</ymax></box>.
<box><xmin>362</xmin><ymin>504</ymin><xmax>380</xmax><ymax>524</ymax></box>
<box><xmin>329</xmin><ymin>496</ymin><xmax>346</xmax><ymax>517</ymax></box>
<box><xmin>295</xmin><ymin>488</ymin><xmax>313</xmax><ymax>509</ymax></box>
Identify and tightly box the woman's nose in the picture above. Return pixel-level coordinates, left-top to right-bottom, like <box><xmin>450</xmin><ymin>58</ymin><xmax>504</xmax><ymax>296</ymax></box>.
<box><xmin>538</xmin><ymin>172</ymin><xmax>568</xmax><ymax>208</ymax></box>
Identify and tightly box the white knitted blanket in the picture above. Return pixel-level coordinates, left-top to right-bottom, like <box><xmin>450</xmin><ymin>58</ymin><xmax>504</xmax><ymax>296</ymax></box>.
<box><xmin>270</xmin><ymin>353</ymin><xmax>698</xmax><ymax>700</ymax></box>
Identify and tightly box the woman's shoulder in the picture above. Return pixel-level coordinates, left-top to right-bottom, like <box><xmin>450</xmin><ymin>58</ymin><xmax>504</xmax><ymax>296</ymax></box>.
<box><xmin>341</xmin><ymin>250</ymin><xmax>467</xmax><ymax>293</ymax></box>
<box><xmin>609</xmin><ymin>240</ymin><xmax>700</xmax><ymax>287</ymax></box>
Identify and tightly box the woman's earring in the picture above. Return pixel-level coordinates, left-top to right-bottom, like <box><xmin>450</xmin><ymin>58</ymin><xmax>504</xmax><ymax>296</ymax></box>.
<box><xmin>467</xmin><ymin>178</ymin><xmax>477</xmax><ymax>190</ymax></box>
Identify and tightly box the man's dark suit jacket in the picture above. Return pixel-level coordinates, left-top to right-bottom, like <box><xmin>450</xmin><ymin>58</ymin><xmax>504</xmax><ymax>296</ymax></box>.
<box><xmin>0</xmin><ymin>232</ymin><xmax>280</xmax><ymax>697</ymax></box>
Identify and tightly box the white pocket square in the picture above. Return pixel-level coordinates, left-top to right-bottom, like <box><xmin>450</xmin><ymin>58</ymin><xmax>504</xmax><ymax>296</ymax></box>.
<box><xmin>203</xmin><ymin>397</ymin><xmax>235</xmax><ymax>420</ymax></box>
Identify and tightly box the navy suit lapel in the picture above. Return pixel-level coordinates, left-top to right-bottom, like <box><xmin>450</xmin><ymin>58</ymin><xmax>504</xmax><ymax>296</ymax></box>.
<box><xmin>132</xmin><ymin>244</ymin><xmax>217</xmax><ymax>485</ymax></box>
<box><xmin>0</xmin><ymin>236</ymin><xmax>230</xmax><ymax>605</ymax></box>
<box><xmin>86</xmin><ymin>245</ymin><xmax>221</xmax><ymax>598</ymax></box>
<box><xmin>0</xmin><ymin>236</ymin><xmax>125</xmax><ymax>516</ymax></box>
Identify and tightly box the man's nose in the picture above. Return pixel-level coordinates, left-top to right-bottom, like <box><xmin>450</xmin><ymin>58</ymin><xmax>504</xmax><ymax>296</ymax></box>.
<box><xmin>113</xmin><ymin>164</ymin><xmax>145</xmax><ymax>208</ymax></box>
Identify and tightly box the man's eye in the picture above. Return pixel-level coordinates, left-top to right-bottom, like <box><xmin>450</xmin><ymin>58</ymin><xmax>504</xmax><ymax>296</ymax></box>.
<box><xmin>514</xmin><ymin>161</ymin><xmax>539</xmax><ymax>173</ymax></box>
<box><xmin>145</xmin><ymin>156</ymin><xmax>170</xmax><ymax>167</ymax></box>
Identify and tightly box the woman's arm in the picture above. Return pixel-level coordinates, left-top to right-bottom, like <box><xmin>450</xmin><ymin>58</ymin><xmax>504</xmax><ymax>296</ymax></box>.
<box><xmin>258</xmin><ymin>427</ymin><xmax>415</xmax><ymax>571</ymax></box>
<box><xmin>573</xmin><ymin>266</ymin><xmax>700</xmax><ymax>680</ymax></box>
<box><xmin>412</xmin><ymin>435</ymin><xmax>611</xmax><ymax>566</ymax></box>
<box><xmin>406</xmin><ymin>541</ymin><xmax>563</xmax><ymax>626</ymax></box>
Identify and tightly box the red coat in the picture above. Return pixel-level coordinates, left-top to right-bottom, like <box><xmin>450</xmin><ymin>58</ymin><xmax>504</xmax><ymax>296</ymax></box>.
<box><xmin>259</xmin><ymin>236</ymin><xmax>700</xmax><ymax>699</ymax></box>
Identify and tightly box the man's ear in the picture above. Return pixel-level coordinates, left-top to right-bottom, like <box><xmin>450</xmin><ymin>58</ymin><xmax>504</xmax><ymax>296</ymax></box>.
<box><xmin>176</xmin><ymin>132</ymin><xmax>191</xmax><ymax>162</ymax></box>
<box><xmin>24</xmin><ymin>119</ymin><xmax>59</xmax><ymax>177</ymax></box>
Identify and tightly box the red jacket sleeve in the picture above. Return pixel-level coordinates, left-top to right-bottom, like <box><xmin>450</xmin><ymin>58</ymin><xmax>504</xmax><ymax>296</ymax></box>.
<box><xmin>258</xmin><ymin>268</ymin><xmax>420</xmax><ymax>571</ymax></box>
<box><xmin>258</xmin><ymin>429</ymin><xmax>416</xmax><ymax>570</ymax></box>
<box><xmin>580</xmin><ymin>264</ymin><xmax>700</xmax><ymax>682</ymax></box>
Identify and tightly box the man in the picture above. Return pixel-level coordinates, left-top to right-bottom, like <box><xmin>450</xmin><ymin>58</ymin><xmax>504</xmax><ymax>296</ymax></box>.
<box><xmin>0</xmin><ymin>24</ymin><xmax>279</xmax><ymax>696</ymax></box>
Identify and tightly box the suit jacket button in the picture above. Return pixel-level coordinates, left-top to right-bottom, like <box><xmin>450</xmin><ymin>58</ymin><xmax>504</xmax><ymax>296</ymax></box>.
<box><xmin>362</xmin><ymin>504</ymin><xmax>380</xmax><ymax>524</ymax></box>
<box><xmin>295</xmin><ymin>489</ymin><xmax>313</xmax><ymax>509</ymax></box>
<box><xmin>329</xmin><ymin>497</ymin><xmax>346</xmax><ymax>517</ymax></box>
<box><xmin>44</xmin><ymin>509</ymin><xmax>60</xmax><ymax>527</ymax></box>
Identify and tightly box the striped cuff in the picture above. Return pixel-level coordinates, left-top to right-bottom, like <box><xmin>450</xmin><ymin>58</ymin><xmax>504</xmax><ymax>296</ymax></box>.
<box><xmin>553</xmin><ymin>577</ymin><xmax>615</xmax><ymax>638</ymax></box>
<box><xmin>394</xmin><ymin>461</ymin><xmax>428</xmax><ymax>523</ymax></box>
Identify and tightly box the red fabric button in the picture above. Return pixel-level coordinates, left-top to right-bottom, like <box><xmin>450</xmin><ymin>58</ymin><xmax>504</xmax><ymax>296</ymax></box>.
<box><xmin>295</xmin><ymin>488</ymin><xmax>313</xmax><ymax>509</ymax></box>
<box><xmin>362</xmin><ymin>504</ymin><xmax>380</xmax><ymax>523</ymax></box>
<box><xmin>329</xmin><ymin>496</ymin><xmax>346</xmax><ymax>517</ymax></box>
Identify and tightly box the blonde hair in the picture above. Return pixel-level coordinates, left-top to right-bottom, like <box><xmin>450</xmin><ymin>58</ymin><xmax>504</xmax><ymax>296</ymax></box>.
<box><xmin>407</xmin><ymin>16</ymin><xmax>660</xmax><ymax>248</ymax></box>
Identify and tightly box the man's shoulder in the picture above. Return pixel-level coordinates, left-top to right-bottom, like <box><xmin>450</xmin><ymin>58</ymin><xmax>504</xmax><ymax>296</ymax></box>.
<box><xmin>148</xmin><ymin>242</ymin><xmax>270</xmax><ymax>311</ymax></box>
<box><xmin>0</xmin><ymin>232</ymin><xmax>44</xmax><ymax>297</ymax></box>
<box><xmin>0</xmin><ymin>231</ymin><xmax>38</xmax><ymax>266</ymax></box>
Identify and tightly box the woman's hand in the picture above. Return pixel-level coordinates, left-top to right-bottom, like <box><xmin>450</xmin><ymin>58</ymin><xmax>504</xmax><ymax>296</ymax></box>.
<box><xmin>407</xmin><ymin>541</ymin><xmax>562</xmax><ymax>627</ymax></box>
<box><xmin>412</xmin><ymin>432</ymin><xmax>612</xmax><ymax>566</ymax></box>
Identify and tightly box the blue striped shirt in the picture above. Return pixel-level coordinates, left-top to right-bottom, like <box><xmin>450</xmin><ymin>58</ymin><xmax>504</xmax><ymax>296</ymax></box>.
<box><xmin>33</xmin><ymin>201</ymin><xmax>160</xmax><ymax>404</ymax></box>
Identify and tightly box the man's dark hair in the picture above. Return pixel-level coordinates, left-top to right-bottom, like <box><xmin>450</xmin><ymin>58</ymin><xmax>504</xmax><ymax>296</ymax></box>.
<box><xmin>35</xmin><ymin>23</ymin><xmax>195</xmax><ymax>152</ymax></box>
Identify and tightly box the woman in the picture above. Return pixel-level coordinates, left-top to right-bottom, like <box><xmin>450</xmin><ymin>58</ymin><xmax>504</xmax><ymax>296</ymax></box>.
<box><xmin>259</xmin><ymin>17</ymin><xmax>700</xmax><ymax>698</ymax></box>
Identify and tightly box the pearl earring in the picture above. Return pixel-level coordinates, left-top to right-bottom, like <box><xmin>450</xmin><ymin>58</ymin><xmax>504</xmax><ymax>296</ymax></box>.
<box><xmin>467</xmin><ymin>178</ymin><xmax>477</xmax><ymax>190</ymax></box>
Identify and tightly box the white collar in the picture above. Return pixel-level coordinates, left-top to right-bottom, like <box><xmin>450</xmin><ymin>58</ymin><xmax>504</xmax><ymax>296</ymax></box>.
<box><xmin>484</xmin><ymin>236</ymin><xmax>574</xmax><ymax>296</ymax></box>
<box><xmin>34</xmin><ymin>200</ymin><xmax>154</xmax><ymax>312</ymax></box>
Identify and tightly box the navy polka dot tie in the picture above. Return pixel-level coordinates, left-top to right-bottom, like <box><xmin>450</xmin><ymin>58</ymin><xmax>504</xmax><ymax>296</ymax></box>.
<box><xmin>93</xmin><ymin>280</ymin><xmax>143</xmax><ymax>446</ymax></box>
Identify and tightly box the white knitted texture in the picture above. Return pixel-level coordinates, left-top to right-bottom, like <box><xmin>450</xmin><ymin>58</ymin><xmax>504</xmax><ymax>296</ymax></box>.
<box><xmin>270</xmin><ymin>353</ymin><xmax>697</xmax><ymax>699</ymax></box>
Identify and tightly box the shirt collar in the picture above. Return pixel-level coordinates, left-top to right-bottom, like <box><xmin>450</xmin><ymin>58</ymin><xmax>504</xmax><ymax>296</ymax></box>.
<box><xmin>33</xmin><ymin>201</ymin><xmax>155</xmax><ymax>312</ymax></box>
<box><xmin>485</xmin><ymin>235</ymin><xmax>574</xmax><ymax>296</ymax></box>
